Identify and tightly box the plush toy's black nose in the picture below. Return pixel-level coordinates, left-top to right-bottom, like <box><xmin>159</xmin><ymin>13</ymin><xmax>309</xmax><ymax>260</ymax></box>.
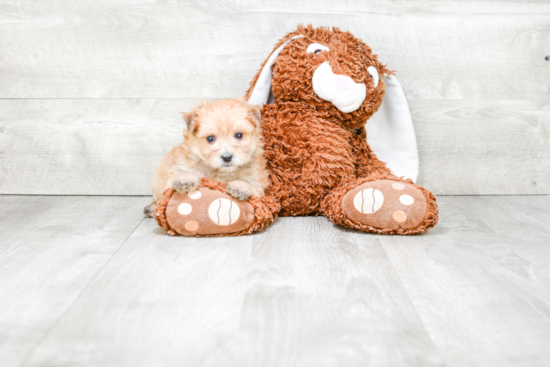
<box><xmin>221</xmin><ymin>153</ymin><xmax>233</xmax><ymax>163</ymax></box>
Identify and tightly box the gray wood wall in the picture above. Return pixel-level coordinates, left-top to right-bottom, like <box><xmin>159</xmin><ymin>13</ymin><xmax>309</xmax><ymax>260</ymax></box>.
<box><xmin>0</xmin><ymin>0</ymin><xmax>548</xmax><ymax>196</ymax></box>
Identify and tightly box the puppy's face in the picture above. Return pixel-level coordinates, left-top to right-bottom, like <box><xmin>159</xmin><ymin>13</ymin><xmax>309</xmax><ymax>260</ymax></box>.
<box><xmin>183</xmin><ymin>99</ymin><xmax>261</xmax><ymax>172</ymax></box>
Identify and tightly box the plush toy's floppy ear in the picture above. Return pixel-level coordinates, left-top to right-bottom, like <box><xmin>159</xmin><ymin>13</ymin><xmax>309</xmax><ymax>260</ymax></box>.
<box><xmin>246</xmin><ymin>35</ymin><xmax>304</xmax><ymax>106</ymax></box>
<box><xmin>245</xmin><ymin>32</ymin><xmax>419</xmax><ymax>182</ymax></box>
<box><xmin>366</xmin><ymin>75</ymin><xmax>419</xmax><ymax>182</ymax></box>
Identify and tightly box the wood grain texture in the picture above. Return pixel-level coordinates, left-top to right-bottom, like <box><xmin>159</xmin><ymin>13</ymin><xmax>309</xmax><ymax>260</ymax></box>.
<box><xmin>1</xmin><ymin>98</ymin><xmax>548</xmax><ymax>195</ymax></box>
<box><xmin>0</xmin><ymin>99</ymin><xmax>194</xmax><ymax>195</ymax></box>
<box><xmin>414</xmin><ymin>99</ymin><xmax>550</xmax><ymax>195</ymax></box>
<box><xmin>22</xmin><ymin>216</ymin><xmax>444</xmax><ymax>367</ymax></box>
<box><xmin>0</xmin><ymin>195</ymin><xmax>145</xmax><ymax>367</ymax></box>
<box><xmin>3</xmin><ymin>195</ymin><xmax>547</xmax><ymax>367</ymax></box>
<box><xmin>0</xmin><ymin>0</ymin><xmax>548</xmax><ymax>99</ymax></box>
<box><xmin>379</xmin><ymin>196</ymin><xmax>550</xmax><ymax>367</ymax></box>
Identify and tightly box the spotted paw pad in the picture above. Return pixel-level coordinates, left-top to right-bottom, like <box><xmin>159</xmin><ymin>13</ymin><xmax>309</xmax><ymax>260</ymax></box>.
<box><xmin>342</xmin><ymin>180</ymin><xmax>427</xmax><ymax>230</ymax></box>
<box><xmin>165</xmin><ymin>188</ymin><xmax>254</xmax><ymax>236</ymax></box>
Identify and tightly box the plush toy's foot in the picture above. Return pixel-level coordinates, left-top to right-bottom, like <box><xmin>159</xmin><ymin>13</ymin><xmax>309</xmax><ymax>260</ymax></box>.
<box><xmin>342</xmin><ymin>179</ymin><xmax>427</xmax><ymax>230</ymax></box>
<box><xmin>160</xmin><ymin>187</ymin><xmax>254</xmax><ymax>236</ymax></box>
<box><xmin>321</xmin><ymin>176</ymin><xmax>438</xmax><ymax>235</ymax></box>
<box><xmin>155</xmin><ymin>178</ymin><xmax>280</xmax><ymax>237</ymax></box>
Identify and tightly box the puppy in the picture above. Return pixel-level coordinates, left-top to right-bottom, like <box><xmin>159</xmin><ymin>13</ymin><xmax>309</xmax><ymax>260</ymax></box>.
<box><xmin>144</xmin><ymin>99</ymin><xmax>269</xmax><ymax>217</ymax></box>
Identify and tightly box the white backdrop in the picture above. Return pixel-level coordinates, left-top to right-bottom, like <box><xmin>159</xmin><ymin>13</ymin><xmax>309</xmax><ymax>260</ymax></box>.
<box><xmin>0</xmin><ymin>0</ymin><xmax>548</xmax><ymax>195</ymax></box>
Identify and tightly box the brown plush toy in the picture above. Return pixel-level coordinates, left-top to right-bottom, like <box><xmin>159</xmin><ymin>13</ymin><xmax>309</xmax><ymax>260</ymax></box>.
<box><xmin>156</xmin><ymin>25</ymin><xmax>438</xmax><ymax>236</ymax></box>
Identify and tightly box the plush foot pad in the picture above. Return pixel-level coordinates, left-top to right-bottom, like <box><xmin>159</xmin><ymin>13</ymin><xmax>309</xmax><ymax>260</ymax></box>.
<box><xmin>342</xmin><ymin>180</ymin><xmax>427</xmax><ymax>230</ymax></box>
<box><xmin>164</xmin><ymin>187</ymin><xmax>254</xmax><ymax>236</ymax></box>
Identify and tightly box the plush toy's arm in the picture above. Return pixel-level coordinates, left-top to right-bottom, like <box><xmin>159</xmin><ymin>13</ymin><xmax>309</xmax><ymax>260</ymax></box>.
<box><xmin>351</xmin><ymin>127</ymin><xmax>392</xmax><ymax>178</ymax></box>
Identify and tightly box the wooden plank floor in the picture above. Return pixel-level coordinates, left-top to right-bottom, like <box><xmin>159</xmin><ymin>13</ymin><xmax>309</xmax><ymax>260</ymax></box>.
<box><xmin>1</xmin><ymin>195</ymin><xmax>549</xmax><ymax>367</ymax></box>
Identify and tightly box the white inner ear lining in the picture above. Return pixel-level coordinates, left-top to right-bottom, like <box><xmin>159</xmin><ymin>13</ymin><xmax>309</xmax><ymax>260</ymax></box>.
<box><xmin>247</xmin><ymin>35</ymin><xmax>304</xmax><ymax>107</ymax></box>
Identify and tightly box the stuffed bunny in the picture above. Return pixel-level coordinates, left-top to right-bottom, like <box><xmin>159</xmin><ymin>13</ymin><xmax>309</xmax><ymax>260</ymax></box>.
<box><xmin>155</xmin><ymin>25</ymin><xmax>438</xmax><ymax>236</ymax></box>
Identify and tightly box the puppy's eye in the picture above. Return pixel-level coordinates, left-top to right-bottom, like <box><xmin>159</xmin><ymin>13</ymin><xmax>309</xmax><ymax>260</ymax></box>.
<box><xmin>306</xmin><ymin>43</ymin><xmax>330</xmax><ymax>55</ymax></box>
<box><xmin>206</xmin><ymin>135</ymin><xmax>216</xmax><ymax>143</ymax></box>
<box><xmin>234</xmin><ymin>132</ymin><xmax>243</xmax><ymax>139</ymax></box>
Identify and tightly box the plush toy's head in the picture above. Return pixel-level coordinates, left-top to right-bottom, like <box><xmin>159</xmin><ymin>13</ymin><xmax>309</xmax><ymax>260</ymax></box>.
<box><xmin>246</xmin><ymin>25</ymin><xmax>392</xmax><ymax>130</ymax></box>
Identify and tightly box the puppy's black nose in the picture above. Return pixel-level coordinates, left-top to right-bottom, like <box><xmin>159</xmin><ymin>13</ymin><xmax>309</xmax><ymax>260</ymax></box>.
<box><xmin>221</xmin><ymin>153</ymin><xmax>233</xmax><ymax>163</ymax></box>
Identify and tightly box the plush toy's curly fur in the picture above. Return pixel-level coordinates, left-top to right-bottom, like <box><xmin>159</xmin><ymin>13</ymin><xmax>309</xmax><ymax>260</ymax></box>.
<box><xmin>246</xmin><ymin>25</ymin><xmax>393</xmax><ymax>130</ymax></box>
<box><xmin>244</xmin><ymin>25</ymin><xmax>439</xmax><ymax>234</ymax></box>
<box><xmin>156</xmin><ymin>25</ymin><xmax>438</xmax><ymax>236</ymax></box>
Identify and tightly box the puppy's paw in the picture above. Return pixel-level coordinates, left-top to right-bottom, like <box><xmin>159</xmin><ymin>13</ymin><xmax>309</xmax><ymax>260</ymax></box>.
<box><xmin>143</xmin><ymin>203</ymin><xmax>157</xmax><ymax>217</ymax></box>
<box><xmin>225</xmin><ymin>181</ymin><xmax>252</xmax><ymax>201</ymax></box>
<box><xmin>173</xmin><ymin>175</ymin><xmax>200</xmax><ymax>195</ymax></box>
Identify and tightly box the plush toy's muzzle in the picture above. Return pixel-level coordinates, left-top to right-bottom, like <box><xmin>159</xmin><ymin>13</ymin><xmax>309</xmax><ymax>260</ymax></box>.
<box><xmin>312</xmin><ymin>61</ymin><xmax>367</xmax><ymax>113</ymax></box>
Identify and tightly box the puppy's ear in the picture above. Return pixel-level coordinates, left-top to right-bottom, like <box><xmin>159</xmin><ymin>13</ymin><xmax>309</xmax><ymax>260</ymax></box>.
<box><xmin>182</xmin><ymin>111</ymin><xmax>196</xmax><ymax>132</ymax></box>
<box><xmin>248</xmin><ymin>104</ymin><xmax>262</xmax><ymax>128</ymax></box>
<box><xmin>182</xmin><ymin>100</ymin><xmax>208</xmax><ymax>133</ymax></box>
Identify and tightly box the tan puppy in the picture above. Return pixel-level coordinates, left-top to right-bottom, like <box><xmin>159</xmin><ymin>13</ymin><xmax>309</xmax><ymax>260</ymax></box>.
<box><xmin>144</xmin><ymin>99</ymin><xmax>269</xmax><ymax>216</ymax></box>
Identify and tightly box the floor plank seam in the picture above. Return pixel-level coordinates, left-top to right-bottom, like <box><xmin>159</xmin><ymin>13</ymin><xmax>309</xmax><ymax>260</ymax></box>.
<box><xmin>377</xmin><ymin>242</ymin><xmax>448</xmax><ymax>366</ymax></box>
<box><xmin>17</xmin><ymin>215</ymin><xmax>146</xmax><ymax>367</ymax></box>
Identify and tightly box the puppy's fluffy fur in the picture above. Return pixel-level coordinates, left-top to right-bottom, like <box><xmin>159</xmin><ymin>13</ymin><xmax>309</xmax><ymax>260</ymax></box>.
<box><xmin>144</xmin><ymin>99</ymin><xmax>269</xmax><ymax>216</ymax></box>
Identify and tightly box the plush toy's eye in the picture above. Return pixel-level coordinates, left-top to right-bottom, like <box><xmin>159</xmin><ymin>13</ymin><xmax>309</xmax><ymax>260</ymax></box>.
<box><xmin>234</xmin><ymin>132</ymin><xmax>243</xmax><ymax>139</ymax></box>
<box><xmin>307</xmin><ymin>43</ymin><xmax>330</xmax><ymax>55</ymax></box>
<box><xmin>367</xmin><ymin>66</ymin><xmax>379</xmax><ymax>88</ymax></box>
<box><xmin>206</xmin><ymin>135</ymin><xmax>216</xmax><ymax>143</ymax></box>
